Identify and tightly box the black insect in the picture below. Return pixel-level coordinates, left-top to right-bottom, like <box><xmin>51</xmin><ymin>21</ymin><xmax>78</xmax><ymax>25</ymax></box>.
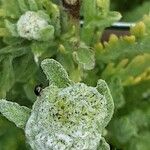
<box><xmin>34</xmin><ymin>84</ymin><xmax>43</xmax><ymax>96</ymax></box>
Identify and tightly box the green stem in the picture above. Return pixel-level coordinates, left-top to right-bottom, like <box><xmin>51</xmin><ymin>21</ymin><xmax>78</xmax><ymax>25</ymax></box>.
<box><xmin>81</xmin><ymin>0</ymin><xmax>97</xmax><ymax>45</ymax></box>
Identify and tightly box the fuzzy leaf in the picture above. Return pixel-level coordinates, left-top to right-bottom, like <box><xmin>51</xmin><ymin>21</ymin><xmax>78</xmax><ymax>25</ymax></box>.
<box><xmin>41</xmin><ymin>59</ymin><xmax>72</xmax><ymax>88</ymax></box>
<box><xmin>96</xmin><ymin>79</ymin><xmax>114</xmax><ymax>128</ymax></box>
<box><xmin>0</xmin><ymin>99</ymin><xmax>31</xmax><ymax>129</ymax></box>
<box><xmin>73</xmin><ymin>47</ymin><xmax>95</xmax><ymax>70</ymax></box>
<box><xmin>98</xmin><ymin>137</ymin><xmax>110</xmax><ymax>150</ymax></box>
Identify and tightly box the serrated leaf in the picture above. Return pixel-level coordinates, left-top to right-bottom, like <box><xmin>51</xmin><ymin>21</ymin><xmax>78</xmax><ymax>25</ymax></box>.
<box><xmin>0</xmin><ymin>99</ymin><xmax>31</xmax><ymax>129</ymax></box>
<box><xmin>41</xmin><ymin>59</ymin><xmax>72</xmax><ymax>88</ymax></box>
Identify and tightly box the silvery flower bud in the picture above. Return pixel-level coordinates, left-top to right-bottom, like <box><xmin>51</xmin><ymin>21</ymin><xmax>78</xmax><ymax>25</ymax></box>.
<box><xmin>17</xmin><ymin>11</ymin><xmax>54</xmax><ymax>41</ymax></box>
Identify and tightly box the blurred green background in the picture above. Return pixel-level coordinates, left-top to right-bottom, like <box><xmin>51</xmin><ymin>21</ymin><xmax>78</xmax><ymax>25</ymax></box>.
<box><xmin>111</xmin><ymin>0</ymin><xmax>150</xmax><ymax>21</ymax></box>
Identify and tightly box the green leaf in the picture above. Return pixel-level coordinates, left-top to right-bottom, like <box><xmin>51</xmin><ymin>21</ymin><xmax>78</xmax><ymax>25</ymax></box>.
<box><xmin>101</xmin><ymin>54</ymin><xmax>150</xmax><ymax>86</ymax></box>
<box><xmin>96</xmin><ymin>18</ymin><xmax>150</xmax><ymax>64</ymax></box>
<box><xmin>128</xmin><ymin>132</ymin><xmax>150</xmax><ymax>150</ymax></box>
<box><xmin>86</xmin><ymin>11</ymin><xmax>121</xmax><ymax>29</ymax></box>
<box><xmin>109</xmin><ymin>77</ymin><xmax>125</xmax><ymax>109</ymax></box>
<box><xmin>0</xmin><ymin>45</ymin><xmax>29</xmax><ymax>57</ymax></box>
<box><xmin>96</xmin><ymin>79</ymin><xmax>114</xmax><ymax>128</ymax></box>
<box><xmin>39</xmin><ymin>25</ymin><xmax>54</xmax><ymax>41</ymax></box>
<box><xmin>41</xmin><ymin>59</ymin><xmax>72</xmax><ymax>88</ymax></box>
<box><xmin>0</xmin><ymin>56</ymin><xmax>14</xmax><ymax>98</ymax></box>
<box><xmin>73</xmin><ymin>45</ymin><xmax>95</xmax><ymax>70</ymax></box>
<box><xmin>13</xmin><ymin>52</ymin><xmax>38</xmax><ymax>83</ymax></box>
<box><xmin>109</xmin><ymin>117</ymin><xmax>138</xmax><ymax>144</ymax></box>
<box><xmin>0</xmin><ymin>116</ymin><xmax>27</xmax><ymax>150</ymax></box>
<box><xmin>0</xmin><ymin>99</ymin><xmax>31</xmax><ymax>129</ymax></box>
<box><xmin>98</xmin><ymin>137</ymin><xmax>110</xmax><ymax>150</ymax></box>
<box><xmin>81</xmin><ymin>0</ymin><xmax>121</xmax><ymax>44</ymax></box>
<box><xmin>4</xmin><ymin>20</ymin><xmax>18</xmax><ymax>37</ymax></box>
<box><xmin>28</xmin><ymin>0</ymin><xmax>38</xmax><ymax>11</ymax></box>
<box><xmin>17</xmin><ymin>0</ymin><xmax>29</xmax><ymax>13</ymax></box>
<box><xmin>0</xmin><ymin>0</ymin><xmax>21</xmax><ymax>18</ymax></box>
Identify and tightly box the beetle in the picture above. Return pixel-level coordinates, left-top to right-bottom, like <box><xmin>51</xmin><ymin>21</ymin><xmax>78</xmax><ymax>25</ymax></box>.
<box><xmin>34</xmin><ymin>84</ymin><xmax>43</xmax><ymax>96</ymax></box>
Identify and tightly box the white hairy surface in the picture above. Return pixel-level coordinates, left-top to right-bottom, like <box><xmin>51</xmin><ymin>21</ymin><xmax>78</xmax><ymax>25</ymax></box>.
<box><xmin>17</xmin><ymin>11</ymin><xmax>49</xmax><ymax>40</ymax></box>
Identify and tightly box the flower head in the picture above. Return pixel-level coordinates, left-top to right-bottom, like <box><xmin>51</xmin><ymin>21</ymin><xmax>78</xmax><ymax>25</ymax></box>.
<box><xmin>17</xmin><ymin>11</ymin><xmax>54</xmax><ymax>41</ymax></box>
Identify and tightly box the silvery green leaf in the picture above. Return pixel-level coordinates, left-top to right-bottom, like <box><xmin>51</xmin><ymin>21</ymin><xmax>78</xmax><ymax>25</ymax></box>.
<box><xmin>41</xmin><ymin>59</ymin><xmax>72</xmax><ymax>88</ymax></box>
<box><xmin>0</xmin><ymin>99</ymin><xmax>31</xmax><ymax>129</ymax></box>
<box><xmin>98</xmin><ymin>137</ymin><xmax>110</xmax><ymax>150</ymax></box>
<box><xmin>96</xmin><ymin>79</ymin><xmax>114</xmax><ymax>128</ymax></box>
<box><xmin>73</xmin><ymin>45</ymin><xmax>95</xmax><ymax>70</ymax></box>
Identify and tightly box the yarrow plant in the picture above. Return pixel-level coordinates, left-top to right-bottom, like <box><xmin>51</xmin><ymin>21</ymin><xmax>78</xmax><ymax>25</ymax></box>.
<box><xmin>0</xmin><ymin>59</ymin><xmax>114</xmax><ymax>150</ymax></box>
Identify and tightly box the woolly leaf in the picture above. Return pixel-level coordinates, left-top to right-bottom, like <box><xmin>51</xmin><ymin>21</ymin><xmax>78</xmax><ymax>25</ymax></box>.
<box><xmin>98</xmin><ymin>137</ymin><xmax>110</xmax><ymax>150</ymax></box>
<box><xmin>0</xmin><ymin>99</ymin><xmax>31</xmax><ymax>129</ymax></box>
<box><xmin>73</xmin><ymin>46</ymin><xmax>95</xmax><ymax>70</ymax></box>
<box><xmin>41</xmin><ymin>59</ymin><xmax>72</xmax><ymax>88</ymax></box>
<box><xmin>96</xmin><ymin>79</ymin><xmax>114</xmax><ymax>128</ymax></box>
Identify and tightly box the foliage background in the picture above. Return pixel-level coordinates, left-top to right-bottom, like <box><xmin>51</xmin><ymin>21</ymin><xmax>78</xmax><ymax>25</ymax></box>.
<box><xmin>0</xmin><ymin>0</ymin><xmax>149</xmax><ymax>150</ymax></box>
